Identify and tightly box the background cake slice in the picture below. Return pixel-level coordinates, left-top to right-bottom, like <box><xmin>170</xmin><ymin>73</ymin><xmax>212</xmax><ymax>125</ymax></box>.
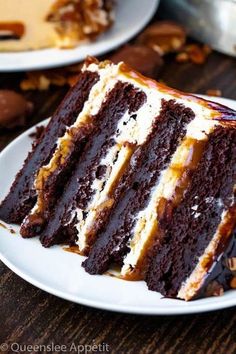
<box><xmin>0</xmin><ymin>0</ymin><xmax>113</xmax><ymax>51</ymax></box>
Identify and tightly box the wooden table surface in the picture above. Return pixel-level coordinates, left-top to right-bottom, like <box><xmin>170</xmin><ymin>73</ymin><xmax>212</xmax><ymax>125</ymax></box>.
<box><xmin>0</xmin><ymin>17</ymin><xmax>236</xmax><ymax>354</ymax></box>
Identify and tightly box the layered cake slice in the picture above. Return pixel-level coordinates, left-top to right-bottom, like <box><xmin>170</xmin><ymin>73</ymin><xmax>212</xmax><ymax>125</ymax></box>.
<box><xmin>0</xmin><ymin>58</ymin><xmax>235</xmax><ymax>300</ymax></box>
<box><xmin>0</xmin><ymin>0</ymin><xmax>113</xmax><ymax>51</ymax></box>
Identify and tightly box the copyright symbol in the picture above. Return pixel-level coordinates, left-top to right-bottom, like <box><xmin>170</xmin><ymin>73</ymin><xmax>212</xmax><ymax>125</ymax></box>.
<box><xmin>0</xmin><ymin>343</ymin><xmax>8</xmax><ymax>351</ymax></box>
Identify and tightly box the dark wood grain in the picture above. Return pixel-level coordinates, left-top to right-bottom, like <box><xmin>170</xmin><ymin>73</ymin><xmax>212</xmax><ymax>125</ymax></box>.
<box><xmin>0</xmin><ymin>14</ymin><xmax>236</xmax><ymax>354</ymax></box>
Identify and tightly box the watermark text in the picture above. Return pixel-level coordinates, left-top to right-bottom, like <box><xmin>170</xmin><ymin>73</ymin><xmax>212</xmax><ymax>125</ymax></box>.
<box><xmin>0</xmin><ymin>342</ymin><xmax>109</xmax><ymax>353</ymax></box>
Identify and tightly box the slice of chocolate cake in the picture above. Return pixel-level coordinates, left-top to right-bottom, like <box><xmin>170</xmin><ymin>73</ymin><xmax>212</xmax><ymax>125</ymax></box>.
<box><xmin>1</xmin><ymin>58</ymin><xmax>236</xmax><ymax>301</ymax></box>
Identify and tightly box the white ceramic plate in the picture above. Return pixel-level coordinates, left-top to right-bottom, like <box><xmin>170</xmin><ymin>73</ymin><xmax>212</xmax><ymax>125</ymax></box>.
<box><xmin>0</xmin><ymin>95</ymin><xmax>236</xmax><ymax>315</ymax></box>
<box><xmin>0</xmin><ymin>0</ymin><xmax>159</xmax><ymax>72</ymax></box>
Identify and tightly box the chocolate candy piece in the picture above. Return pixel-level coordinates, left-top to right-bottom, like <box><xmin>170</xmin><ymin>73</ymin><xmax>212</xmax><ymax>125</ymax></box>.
<box><xmin>0</xmin><ymin>90</ymin><xmax>33</xmax><ymax>129</ymax></box>
<box><xmin>110</xmin><ymin>45</ymin><xmax>163</xmax><ymax>77</ymax></box>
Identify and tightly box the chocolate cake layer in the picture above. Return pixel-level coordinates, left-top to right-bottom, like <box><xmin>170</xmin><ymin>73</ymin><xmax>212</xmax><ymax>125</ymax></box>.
<box><xmin>83</xmin><ymin>99</ymin><xmax>195</xmax><ymax>274</ymax></box>
<box><xmin>39</xmin><ymin>82</ymin><xmax>146</xmax><ymax>248</ymax></box>
<box><xmin>146</xmin><ymin>126</ymin><xmax>236</xmax><ymax>298</ymax></box>
<box><xmin>0</xmin><ymin>71</ymin><xmax>98</xmax><ymax>224</ymax></box>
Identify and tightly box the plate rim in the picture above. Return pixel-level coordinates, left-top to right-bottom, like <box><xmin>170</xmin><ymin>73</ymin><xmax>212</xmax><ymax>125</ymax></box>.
<box><xmin>1</xmin><ymin>250</ymin><xmax>236</xmax><ymax>315</ymax></box>
<box><xmin>0</xmin><ymin>0</ymin><xmax>159</xmax><ymax>72</ymax></box>
<box><xmin>0</xmin><ymin>95</ymin><xmax>236</xmax><ymax>315</ymax></box>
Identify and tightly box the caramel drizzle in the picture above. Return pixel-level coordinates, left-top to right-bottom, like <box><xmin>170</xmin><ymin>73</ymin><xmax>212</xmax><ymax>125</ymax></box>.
<box><xmin>118</xmin><ymin>62</ymin><xmax>236</xmax><ymax>124</ymax></box>
<box><xmin>0</xmin><ymin>222</ymin><xmax>16</xmax><ymax>234</ymax></box>
<box><xmin>63</xmin><ymin>245</ymin><xmax>84</xmax><ymax>255</ymax></box>
<box><xmin>0</xmin><ymin>22</ymin><xmax>24</xmax><ymax>39</ymax></box>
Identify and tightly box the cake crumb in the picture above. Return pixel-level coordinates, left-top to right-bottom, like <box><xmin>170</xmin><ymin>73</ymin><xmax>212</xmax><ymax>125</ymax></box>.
<box><xmin>176</xmin><ymin>52</ymin><xmax>189</xmax><ymax>63</ymax></box>
<box><xmin>225</xmin><ymin>257</ymin><xmax>236</xmax><ymax>272</ymax></box>
<box><xmin>20</xmin><ymin>63</ymin><xmax>82</xmax><ymax>91</ymax></box>
<box><xmin>29</xmin><ymin>125</ymin><xmax>45</xmax><ymax>140</ymax></box>
<box><xmin>206</xmin><ymin>89</ymin><xmax>222</xmax><ymax>97</ymax></box>
<box><xmin>0</xmin><ymin>222</ymin><xmax>16</xmax><ymax>234</ymax></box>
<box><xmin>205</xmin><ymin>281</ymin><xmax>224</xmax><ymax>297</ymax></box>
<box><xmin>176</xmin><ymin>44</ymin><xmax>212</xmax><ymax>65</ymax></box>
<box><xmin>230</xmin><ymin>277</ymin><xmax>236</xmax><ymax>289</ymax></box>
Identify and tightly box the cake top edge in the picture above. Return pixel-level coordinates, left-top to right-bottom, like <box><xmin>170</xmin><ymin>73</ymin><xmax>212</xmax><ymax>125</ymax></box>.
<box><xmin>82</xmin><ymin>56</ymin><xmax>236</xmax><ymax>127</ymax></box>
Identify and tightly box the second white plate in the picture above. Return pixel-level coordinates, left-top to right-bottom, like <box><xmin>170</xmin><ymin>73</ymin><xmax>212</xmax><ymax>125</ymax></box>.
<box><xmin>0</xmin><ymin>0</ymin><xmax>159</xmax><ymax>72</ymax></box>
